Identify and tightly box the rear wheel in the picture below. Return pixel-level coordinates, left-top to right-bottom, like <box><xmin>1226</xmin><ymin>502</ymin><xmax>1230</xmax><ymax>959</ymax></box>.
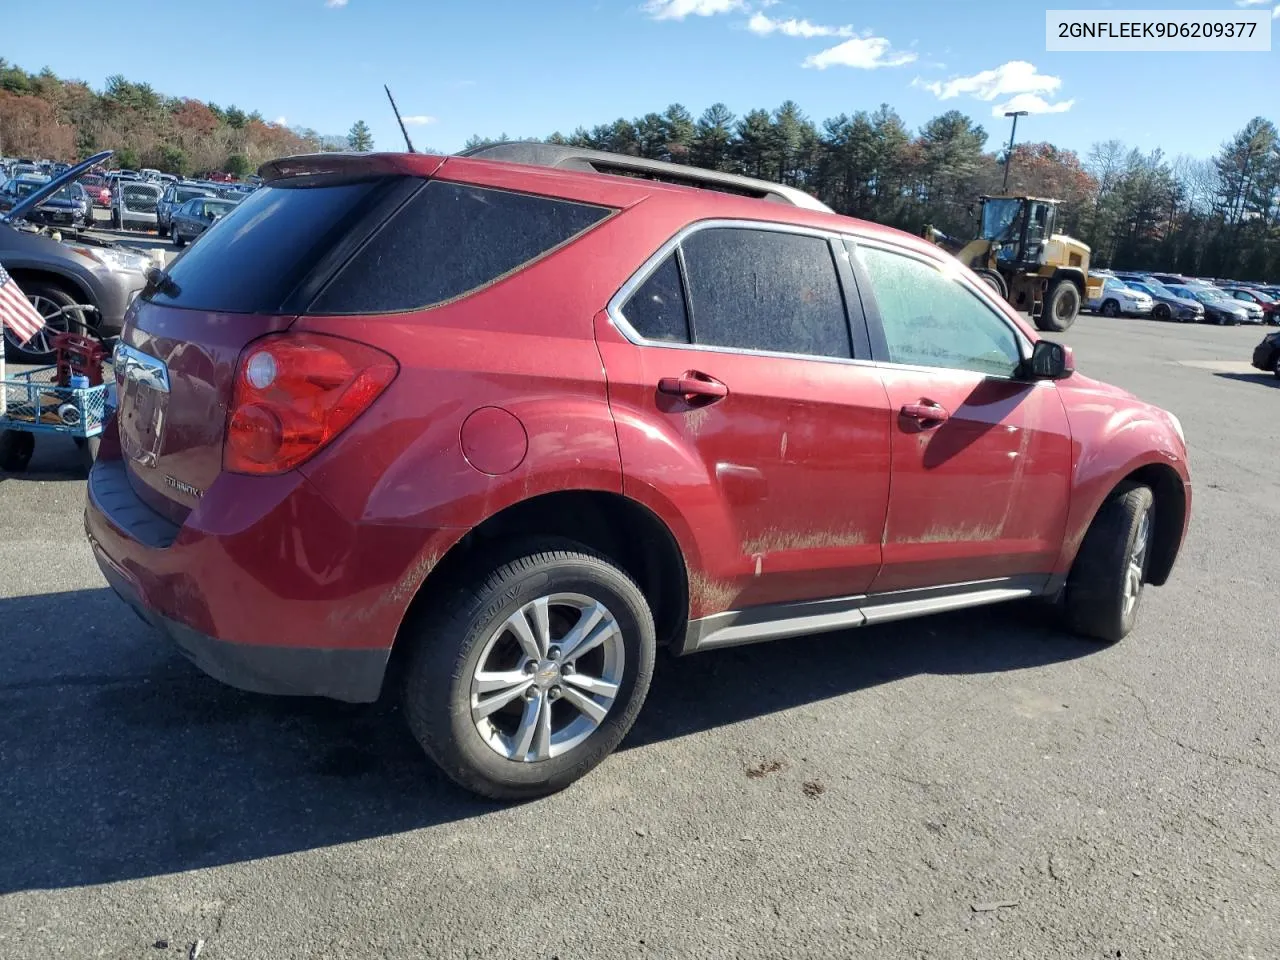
<box><xmin>1064</xmin><ymin>485</ymin><xmax>1155</xmax><ymax>643</ymax></box>
<box><xmin>1100</xmin><ymin>299</ymin><xmax>1120</xmax><ymax>318</ymax></box>
<box><xmin>173</xmin><ymin>231</ymin><xmax>186</xmax><ymax>248</ymax></box>
<box><xmin>1037</xmin><ymin>280</ymin><xmax>1081</xmax><ymax>332</ymax></box>
<box><xmin>110</xmin><ymin>210</ymin><xmax>121</xmax><ymax>230</ymax></box>
<box><xmin>402</xmin><ymin>540</ymin><xmax>657</xmax><ymax>799</ymax></box>
<box><xmin>1272</xmin><ymin>354</ymin><xmax>1280</xmax><ymax>380</ymax></box>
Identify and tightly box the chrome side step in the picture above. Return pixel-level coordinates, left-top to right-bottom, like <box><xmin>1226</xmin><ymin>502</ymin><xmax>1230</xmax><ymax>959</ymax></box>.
<box><xmin>680</xmin><ymin>576</ymin><xmax>1050</xmax><ymax>654</ymax></box>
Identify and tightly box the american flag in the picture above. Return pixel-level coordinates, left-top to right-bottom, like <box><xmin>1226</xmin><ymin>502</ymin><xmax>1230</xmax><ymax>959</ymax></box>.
<box><xmin>0</xmin><ymin>265</ymin><xmax>46</xmax><ymax>346</ymax></box>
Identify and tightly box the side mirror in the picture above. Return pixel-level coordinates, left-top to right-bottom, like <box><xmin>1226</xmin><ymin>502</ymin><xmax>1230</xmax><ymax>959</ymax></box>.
<box><xmin>1024</xmin><ymin>340</ymin><xmax>1074</xmax><ymax>380</ymax></box>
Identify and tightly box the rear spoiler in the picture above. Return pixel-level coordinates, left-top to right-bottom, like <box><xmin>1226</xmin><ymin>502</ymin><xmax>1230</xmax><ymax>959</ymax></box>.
<box><xmin>258</xmin><ymin>152</ymin><xmax>446</xmax><ymax>183</ymax></box>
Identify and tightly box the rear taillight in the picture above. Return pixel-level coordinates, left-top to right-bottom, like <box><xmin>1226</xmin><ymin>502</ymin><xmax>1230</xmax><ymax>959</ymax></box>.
<box><xmin>224</xmin><ymin>333</ymin><xmax>397</xmax><ymax>475</ymax></box>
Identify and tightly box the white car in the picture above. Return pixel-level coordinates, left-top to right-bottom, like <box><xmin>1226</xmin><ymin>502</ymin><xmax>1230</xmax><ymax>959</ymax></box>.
<box><xmin>1088</xmin><ymin>277</ymin><xmax>1154</xmax><ymax>318</ymax></box>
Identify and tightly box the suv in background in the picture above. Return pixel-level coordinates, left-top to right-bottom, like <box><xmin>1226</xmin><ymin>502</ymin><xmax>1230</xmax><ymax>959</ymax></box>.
<box><xmin>110</xmin><ymin>179</ymin><xmax>162</xmax><ymax>231</ymax></box>
<box><xmin>85</xmin><ymin>144</ymin><xmax>1191</xmax><ymax>799</ymax></box>
<box><xmin>1087</xmin><ymin>276</ymin><xmax>1154</xmax><ymax>318</ymax></box>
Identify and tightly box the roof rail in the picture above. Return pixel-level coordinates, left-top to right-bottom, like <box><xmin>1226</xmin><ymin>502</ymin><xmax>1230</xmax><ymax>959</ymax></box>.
<box><xmin>456</xmin><ymin>141</ymin><xmax>833</xmax><ymax>213</ymax></box>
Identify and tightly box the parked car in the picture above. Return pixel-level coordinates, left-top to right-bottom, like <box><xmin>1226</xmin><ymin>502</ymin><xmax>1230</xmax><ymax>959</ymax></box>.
<box><xmin>169</xmin><ymin>196</ymin><xmax>237</xmax><ymax>247</ymax></box>
<box><xmin>156</xmin><ymin>183</ymin><xmax>215</xmax><ymax>237</ymax></box>
<box><xmin>1251</xmin><ymin>330</ymin><xmax>1280</xmax><ymax>377</ymax></box>
<box><xmin>1111</xmin><ymin>277</ymin><xmax>1203</xmax><ymax>323</ymax></box>
<box><xmin>79</xmin><ymin>173</ymin><xmax>113</xmax><ymax>209</ymax></box>
<box><xmin>0</xmin><ymin>150</ymin><xmax>150</xmax><ymax>361</ymax></box>
<box><xmin>1222</xmin><ymin>286</ymin><xmax>1279</xmax><ymax>324</ymax></box>
<box><xmin>1200</xmin><ymin>287</ymin><xmax>1264</xmax><ymax>323</ymax></box>
<box><xmin>0</xmin><ymin>177</ymin><xmax>91</xmax><ymax>231</ymax></box>
<box><xmin>110</xmin><ymin>180</ymin><xmax>162</xmax><ymax>231</ymax></box>
<box><xmin>1164</xmin><ymin>284</ymin><xmax>1251</xmax><ymax>324</ymax></box>
<box><xmin>1087</xmin><ymin>277</ymin><xmax>1154</xmax><ymax>318</ymax></box>
<box><xmin>85</xmin><ymin>144</ymin><xmax>1191</xmax><ymax>799</ymax></box>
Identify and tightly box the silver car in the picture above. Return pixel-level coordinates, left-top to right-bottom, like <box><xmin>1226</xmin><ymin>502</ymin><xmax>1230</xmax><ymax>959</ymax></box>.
<box><xmin>110</xmin><ymin>180</ymin><xmax>162</xmax><ymax>231</ymax></box>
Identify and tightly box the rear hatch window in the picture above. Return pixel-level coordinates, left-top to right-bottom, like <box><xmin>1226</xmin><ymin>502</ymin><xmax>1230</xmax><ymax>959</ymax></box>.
<box><xmin>144</xmin><ymin>178</ymin><xmax>391</xmax><ymax>315</ymax></box>
<box><xmin>122</xmin><ymin>184</ymin><xmax>159</xmax><ymax>211</ymax></box>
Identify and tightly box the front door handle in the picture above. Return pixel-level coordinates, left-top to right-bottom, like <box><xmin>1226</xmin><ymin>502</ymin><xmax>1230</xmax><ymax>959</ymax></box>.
<box><xmin>900</xmin><ymin>400</ymin><xmax>950</xmax><ymax>429</ymax></box>
<box><xmin>658</xmin><ymin>371</ymin><xmax>728</xmax><ymax>404</ymax></box>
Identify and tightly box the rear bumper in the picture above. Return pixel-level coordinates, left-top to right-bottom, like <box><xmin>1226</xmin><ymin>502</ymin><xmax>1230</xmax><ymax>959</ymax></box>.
<box><xmin>84</xmin><ymin>449</ymin><xmax>462</xmax><ymax>703</ymax></box>
<box><xmin>94</xmin><ymin>546</ymin><xmax>388</xmax><ymax>701</ymax></box>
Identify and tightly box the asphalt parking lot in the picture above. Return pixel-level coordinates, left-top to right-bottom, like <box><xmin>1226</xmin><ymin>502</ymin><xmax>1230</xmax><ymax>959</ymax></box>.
<box><xmin>1</xmin><ymin>315</ymin><xmax>1277</xmax><ymax>959</ymax></box>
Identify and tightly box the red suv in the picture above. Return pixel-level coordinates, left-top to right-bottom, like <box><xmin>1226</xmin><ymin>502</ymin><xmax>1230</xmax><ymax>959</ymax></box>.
<box><xmin>85</xmin><ymin>144</ymin><xmax>1191</xmax><ymax>799</ymax></box>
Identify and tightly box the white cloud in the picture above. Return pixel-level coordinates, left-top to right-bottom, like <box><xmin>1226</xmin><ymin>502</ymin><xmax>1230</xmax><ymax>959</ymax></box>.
<box><xmin>274</xmin><ymin>115</ymin><xmax>288</xmax><ymax>126</ymax></box>
<box><xmin>803</xmin><ymin>35</ymin><xmax>917</xmax><ymax>69</ymax></box>
<box><xmin>917</xmin><ymin>60</ymin><xmax>1061</xmax><ymax>101</ymax></box>
<box><xmin>643</xmin><ymin>0</ymin><xmax>741</xmax><ymax>20</ymax></box>
<box><xmin>1234</xmin><ymin>0</ymin><xmax>1268</xmax><ymax>6</ymax></box>
<box><xmin>992</xmin><ymin>94</ymin><xmax>1075</xmax><ymax>116</ymax></box>
<box><xmin>1274</xmin><ymin>4</ymin><xmax>1279</xmax><ymax>18</ymax></box>
<box><xmin>325</xmin><ymin>0</ymin><xmax>347</xmax><ymax>7</ymax></box>
<box><xmin>401</xmin><ymin>115</ymin><xmax>436</xmax><ymax>126</ymax></box>
<box><xmin>747</xmin><ymin>12</ymin><xmax>852</xmax><ymax>37</ymax></box>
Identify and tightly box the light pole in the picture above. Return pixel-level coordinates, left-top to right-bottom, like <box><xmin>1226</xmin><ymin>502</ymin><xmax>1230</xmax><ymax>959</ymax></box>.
<box><xmin>1001</xmin><ymin>110</ymin><xmax>1028</xmax><ymax>192</ymax></box>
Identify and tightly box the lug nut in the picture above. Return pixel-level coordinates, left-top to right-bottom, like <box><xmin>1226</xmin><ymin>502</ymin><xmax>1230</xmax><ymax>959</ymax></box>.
<box><xmin>562</xmin><ymin>662</ymin><xmax>575</xmax><ymax>675</ymax></box>
<box><xmin>547</xmin><ymin>646</ymin><xmax>561</xmax><ymax>661</ymax></box>
<box><xmin>522</xmin><ymin>661</ymin><xmax>537</xmax><ymax>675</ymax></box>
<box><xmin>548</xmin><ymin>687</ymin><xmax>563</xmax><ymax>701</ymax></box>
<box><xmin>525</xmin><ymin>687</ymin><xmax>539</xmax><ymax>701</ymax></box>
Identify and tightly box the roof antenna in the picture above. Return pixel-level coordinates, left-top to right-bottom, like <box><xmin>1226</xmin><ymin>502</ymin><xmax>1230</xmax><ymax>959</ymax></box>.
<box><xmin>384</xmin><ymin>85</ymin><xmax>416</xmax><ymax>153</ymax></box>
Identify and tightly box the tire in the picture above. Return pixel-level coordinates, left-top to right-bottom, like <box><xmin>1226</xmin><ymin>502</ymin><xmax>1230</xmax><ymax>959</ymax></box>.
<box><xmin>1153</xmin><ymin>304</ymin><xmax>1171</xmax><ymax>322</ymax></box>
<box><xmin>1037</xmin><ymin>280</ymin><xmax>1080</xmax><ymax>332</ymax></box>
<box><xmin>1272</xmin><ymin>354</ymin><xmax>1280</xmax><ymax>380</ymax></box>
<box><xmin>157</xmin><ymin>222</ymin><xmax>168</xmax><ymax>239</ymax></box>
<box><xmin>975</xmin><ymin>269</ymin><xmax>1007</xmax><ymax>300</ymax></box>
<box><xmin>402</xmin><ymin>539</ymin><xmax>657</xmax><ymax>800</ymax></box>
<box><xmin>1064</xmin><ymin>485</ymin><xmax>1155</xmax><ymax>643</ymax></box>
<box><xmin>110</xmin><ymin>210</ymin><xmax>120</xmax><ymax>230</ymax></box>
<box><xmin>0</xmin><ymin>430</ymin><xmax>35</xmax><ymax>473</ymax></box>
<box><xmin>173</xmin><ymin>231</ymin><xmax>186</xmax><ymax>248</ymax></box>
<box><xmin>73</xmin><ymin>435</ymin><xmax>101</xmax><ymax>474</ymax></box>
<box><xmin>1100</xmin><ymin>299</ymin><xmax>1120</xmax><ymax>318</ymax></box>
<box><xmin>2</xmin><ymin>280</ymin><xmax>89</xmax><ymax>364</ymax></box>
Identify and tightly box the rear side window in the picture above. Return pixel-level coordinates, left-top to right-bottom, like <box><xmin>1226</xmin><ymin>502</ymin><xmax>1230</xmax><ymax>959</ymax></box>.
<box><xmin>680</xmin><ymin>228</ymin><xmax>852</xmax><ymax>359</ymax></box>
<box><xmin>311</xmin><ymin>182</ymin><xmax>612</xmax><ymax>314</ymax></box>
<box><xmin>147</xmin><ymin>179</ymin><xmax>384</xmax><ymax>314</ymax></box>
<box><xmin>621</xmin><ymin>254</ymin><xmax>689</xmax><ymax>343</ymax></box>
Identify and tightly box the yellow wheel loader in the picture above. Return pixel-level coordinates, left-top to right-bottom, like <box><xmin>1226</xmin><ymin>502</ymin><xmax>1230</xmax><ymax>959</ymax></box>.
<box><xmin>923</xmin><ymin>196</ymin><xmax>1104</xmax><ymax>332</ymax></box>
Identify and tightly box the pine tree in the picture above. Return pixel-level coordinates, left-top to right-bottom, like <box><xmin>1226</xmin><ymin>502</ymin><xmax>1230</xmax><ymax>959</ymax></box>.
<box><xmin>347</xmin><ymin>120</ymin><xmax>374</xmax><ymax>152</ymax></box>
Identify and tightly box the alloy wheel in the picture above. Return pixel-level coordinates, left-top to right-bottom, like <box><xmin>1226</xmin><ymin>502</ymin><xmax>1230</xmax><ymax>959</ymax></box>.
<box><xmin>1122</xmin><ymin>508</ymin><xmax>1151</xmax><ymax>620</ymax></box>
<box><xmin>1</xmin><ymin>294</ymin><xmax>71</xmax><ymax>355</ymax></box>
<box><xmin>470</xmin><ymin>593</ymin><xmax>625</xmax><ymax>763</ymax></box>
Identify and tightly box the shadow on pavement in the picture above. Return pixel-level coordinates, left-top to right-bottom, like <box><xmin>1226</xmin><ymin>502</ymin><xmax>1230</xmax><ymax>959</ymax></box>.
<box><xmin>0</xmin><ymin>587</ymin><xmax>1097</xmax><ymax>893</ymax></box>
<box><xmin>1214</xmin><ymin>371</ymin><xmax>1278</xmax><ymax>388</ymax></box>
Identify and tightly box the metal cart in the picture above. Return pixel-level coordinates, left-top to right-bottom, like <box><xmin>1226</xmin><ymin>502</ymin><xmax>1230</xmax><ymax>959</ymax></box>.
<box><xmin>0</xmin><ymin>304</ymin><xmax>116</xmax><ymax>474</ymax></box>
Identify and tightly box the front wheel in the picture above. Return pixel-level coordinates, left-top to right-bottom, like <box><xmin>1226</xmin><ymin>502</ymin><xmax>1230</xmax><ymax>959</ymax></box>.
<box><xmin>1037</xmin><ymin>281</ymin><xmax>1080</xmax><ymax>332</ymax></box>
<box><xmin>0</xmin><ymin>430</ymin><xmax>35</xmax><ymax>473</ymax></box>
<box><xmin>1272</xmin><ymin>354</ymin><xmax>1280</xmax><ymax>380</ymax></box>
<box><xmin>1152</xmin><ymin>304</ymin><xmax>1171</xmax><ymax>322</ymax></box>
<box><xmin>1100</xmin><ymin>299</ymin><xmax>1120</xmax><ymax>318</ymax></box>
<box><xmin>402</xmin><ymin>540</ymin><xmax>657</xmax><ymax>799</ymax></box>
<box><xmin>1064</xmin><ymin>485</ymin><xmax>1155</xmax><ymax>643</ymax></box>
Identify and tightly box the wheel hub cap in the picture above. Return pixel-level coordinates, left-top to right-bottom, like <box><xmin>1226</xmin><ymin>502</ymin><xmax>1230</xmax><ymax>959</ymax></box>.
<box><xmin>469</xmin><ymin>593</ymin><xmax>625</xmax><ymax>763</ymax></box>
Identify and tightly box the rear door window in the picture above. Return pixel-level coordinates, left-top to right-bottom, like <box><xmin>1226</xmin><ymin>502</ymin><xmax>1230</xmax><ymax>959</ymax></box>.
<box><xmin>679</xmin><ymin>227</ymin><xmax>852</xmax><ymax>359</ymax></box>
<box><xmin>310</xmin><ymin>181</ymin><xmax>612</xmax><ymax>314</ymax></box>
<box><xmin>620</xmin><ymin>254</ymin><xmax>690</xmax><ymax>343</ymax></box>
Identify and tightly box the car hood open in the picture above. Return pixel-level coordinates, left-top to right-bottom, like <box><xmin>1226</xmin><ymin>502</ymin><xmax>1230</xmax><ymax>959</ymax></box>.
<box><xmin>3</xmin><ymin>150</ymin><xmax>113</xmax><ymax>224</ymax></box>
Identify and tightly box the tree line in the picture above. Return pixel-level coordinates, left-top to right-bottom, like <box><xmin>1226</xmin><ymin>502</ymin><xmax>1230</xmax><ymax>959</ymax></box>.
<box><xmin>2</xmin><ymin>58</ymin><xmax>1275</xmax><ymax>281</ymax></box>
<box><xmin>467</xmin><ymin>103</ymin><xmax>1280</xmax><ymax>282</ymax></box>
<box><xmin>0</xmin><ymin>60</ymin><xmax>364</xmax><ymax>178</ymax></box>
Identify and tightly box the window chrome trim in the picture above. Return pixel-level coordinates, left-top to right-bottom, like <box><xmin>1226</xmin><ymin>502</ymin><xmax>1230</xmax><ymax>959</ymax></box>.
<box><xmin>605</xmin><ymin>218</ymin><xmax>873</xmax><ymax>368</ymax></box>
<box><xmin>841</xmin><ymin>233</ymin><xmax>1035</xmax><ymax>379</ymax></box>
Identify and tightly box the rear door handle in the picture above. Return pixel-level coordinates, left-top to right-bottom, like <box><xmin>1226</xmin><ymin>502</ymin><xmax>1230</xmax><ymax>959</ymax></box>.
<box><xmin>658</xmin><ymin>372</ymin><xmax>728</xmax><ymax>403</ymax></box>
<box><xmin>900</xmin><ymin>400</ymin><xmax>950</xmax><ymax>428</ymax></box>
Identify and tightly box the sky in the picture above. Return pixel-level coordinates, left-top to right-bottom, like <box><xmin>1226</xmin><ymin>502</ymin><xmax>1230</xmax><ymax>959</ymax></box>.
<box><xmin>3</xmin><ymin>0</ymin><xmax>1277</xmax><ymax>160</ymax></box>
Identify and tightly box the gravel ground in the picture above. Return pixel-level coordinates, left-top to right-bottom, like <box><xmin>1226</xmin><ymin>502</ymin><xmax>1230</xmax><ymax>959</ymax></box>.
<box><xmin>1</xmin><ymin>315</ymin><xmax>1277</xmax><ymax>959</ymax></box>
